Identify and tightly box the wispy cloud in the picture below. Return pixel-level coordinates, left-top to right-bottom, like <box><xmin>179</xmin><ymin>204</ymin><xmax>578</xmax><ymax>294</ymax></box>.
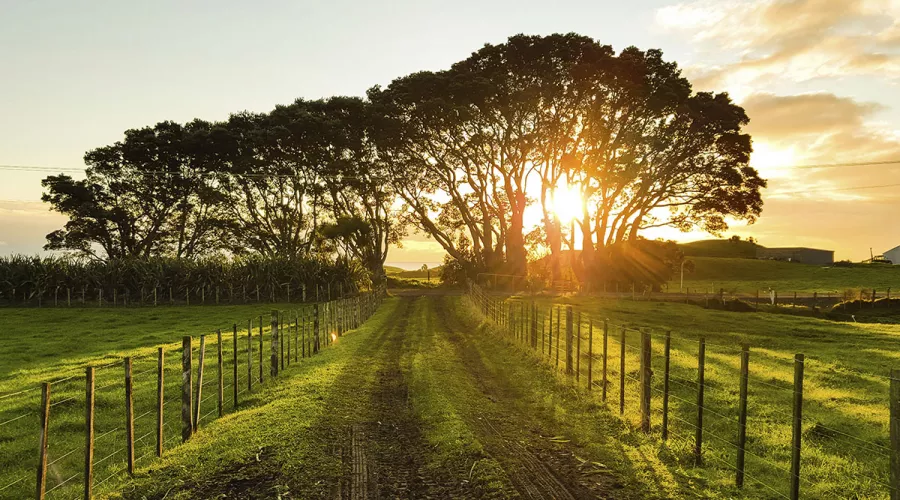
<box><xmin>657</xmin><ymin>0</ymin><xmax>900</xmax><ymax>88</ymax></box>
<box><xmin>741</xmin><ymin>91</ymin><xmax>900</xmax><ymax>200</ymax></box>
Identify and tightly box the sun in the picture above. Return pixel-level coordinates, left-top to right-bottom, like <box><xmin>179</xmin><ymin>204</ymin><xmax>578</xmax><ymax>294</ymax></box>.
<box><xmin>552</xmin><ymin>182</ymin><xmax>583</xmax><ymax>224</ymax></box>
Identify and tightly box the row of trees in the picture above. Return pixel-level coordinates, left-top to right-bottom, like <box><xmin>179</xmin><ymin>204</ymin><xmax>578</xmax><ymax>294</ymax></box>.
<box><xmin>41</xmin><ymin>34</ymin><xmax>766</xmax><ymax>287</ymax></box>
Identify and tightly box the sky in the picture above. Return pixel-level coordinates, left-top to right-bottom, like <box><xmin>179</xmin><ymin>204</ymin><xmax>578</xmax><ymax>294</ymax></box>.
<box><xmin>2</xmin><ymin>0</ymin><xmax>900</xmax><ymax>265</ymax></box>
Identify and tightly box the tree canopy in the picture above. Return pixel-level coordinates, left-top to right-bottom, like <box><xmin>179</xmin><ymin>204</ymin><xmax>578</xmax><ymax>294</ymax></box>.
<box><xmin>41</xmin><ymin>33</ymin><xmax>766</xmax><ymax>288</ymax></box>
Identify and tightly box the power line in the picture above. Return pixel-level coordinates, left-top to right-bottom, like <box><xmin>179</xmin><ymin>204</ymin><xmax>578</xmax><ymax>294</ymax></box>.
<box><xmin>785</xmin><ymin>160</ymin><xmax>900</xmax><ymax>170</ymax></box>
<box><xmin>771</xmin><ymin>182</ymin><xmax>900</xmax><ymax>196</ymax></box>
<box><xmin>2</xmin><ymin>161</ymin><xmax>900</xmax><ymax>196</ymax></box>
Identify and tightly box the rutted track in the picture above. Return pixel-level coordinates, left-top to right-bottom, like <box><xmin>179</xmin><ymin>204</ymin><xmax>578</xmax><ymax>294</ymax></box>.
<box><xmin>430</xmin><ymin>295</ymin><xmax>623</xmax><ymax>499</ymax></box>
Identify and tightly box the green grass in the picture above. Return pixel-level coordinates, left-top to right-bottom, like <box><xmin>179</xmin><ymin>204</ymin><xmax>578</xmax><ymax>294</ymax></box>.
<box><xmin>8</xmin><ymin>290</ymin><xmax>898</xmax><ymax>498</ymax></box>
<box><xmin>0</xmin><ymin>302</ymin><xmax>332</xmax><ymax>499</ymax></box>
<box><xmin>499</xmin><ymin>292</ymin><xmax>900</xmax><ymax>498</ymax></box>
<box><xmin>386</xmin><ymin>275</ymin><xmax>441</xmax><ymax>289</ymax></box>
<box><xmin>396</xmin><ymin>265</ymin><xmax>443</xmax><ymax>279</ymax></box>
<box><xmin>674</xmin><ymin>257</ymin><xmax>900</xmax><ymax>293</ymax></box>
<box><xmin>680</xmin><ymin>239</ymin><xmax>760</xmax><ymax>259</ymax></box>
<box><xmin>384</xmin><ymin>265</ymin><xmax>405</xmax><ymax>275</ymax></box>
<box><xmin>105</xmin><ymin>298</ymin><xmax>396</xmax><ymax>499</ymax></box>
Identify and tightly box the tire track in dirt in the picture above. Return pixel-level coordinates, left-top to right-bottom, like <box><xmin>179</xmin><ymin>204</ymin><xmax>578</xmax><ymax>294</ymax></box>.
<box><xmin>330</xmin><ymin>295</ymin><xmax>472</xmax><ymax>499</ymax></box>
<box><xmin>431</xmin><ymin>295</ymin><xmax>624</xmax><ymax>500</ymax></box>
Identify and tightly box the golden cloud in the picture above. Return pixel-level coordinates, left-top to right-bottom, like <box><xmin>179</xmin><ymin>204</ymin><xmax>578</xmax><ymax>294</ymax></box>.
<box><xmin>657</xmin><ymin>0</ymin><xmax>900</xmax><ymax>87</ymax></box>
<box><xmin>739</xmin><ymin>92</ymin><xmax>900</xmax><ymax>200</ymax></box>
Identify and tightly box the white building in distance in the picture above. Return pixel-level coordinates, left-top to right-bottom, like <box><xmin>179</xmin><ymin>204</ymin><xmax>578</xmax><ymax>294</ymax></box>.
<box><xmin>884</xmin><ymin>245</ymin><xmax>900</xmax><ymax>265</ymax></box>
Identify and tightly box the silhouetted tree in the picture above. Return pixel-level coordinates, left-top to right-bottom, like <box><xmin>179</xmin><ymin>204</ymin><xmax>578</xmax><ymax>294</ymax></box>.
<box><xmin>42</xmin><ymin>120</ymin><xmax>229</xmax><ymax>259</ymax></box>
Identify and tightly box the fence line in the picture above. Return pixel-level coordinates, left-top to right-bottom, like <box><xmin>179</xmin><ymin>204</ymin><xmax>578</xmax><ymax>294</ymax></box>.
<box><xmin>0</xmin><ymin>287</ymin><xmax>385</xmax><ymax>499</ymax></box>
<box><xmin>466</xmin><ymin>283</ymin><xmax>897</xmax><ymax>499</ymax></box>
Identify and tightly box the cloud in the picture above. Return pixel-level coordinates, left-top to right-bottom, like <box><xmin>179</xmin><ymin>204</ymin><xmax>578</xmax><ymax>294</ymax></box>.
<box><xmin>743</xmin><ymin>92</ymin><xmax>885</xmax><ymax>139</ymax></box>
<box><xmin>657</xmin><ymin>0</ymin><xmax>900</xmax><ymax>88</ymax></box>
<box><xmin>738</xmin><ymin>92</ymin><xmax>900</xmax><ymax>200</ymax></box>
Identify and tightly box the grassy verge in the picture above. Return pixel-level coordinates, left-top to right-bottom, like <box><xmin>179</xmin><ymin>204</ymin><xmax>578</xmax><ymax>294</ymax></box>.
<box><xmin>496</xmin><ymin>292</ymin><xmax>899</xmax><ymax>498</ymax></box>
<box><xmin>108</xmin><ymin>297</ymin><xmax>402</xmax><ymax>499</ymax></box>
<box><xmin>0</xmin><ymin>302</ymin><xmax>321</xmax><ymax>499</ymax></box>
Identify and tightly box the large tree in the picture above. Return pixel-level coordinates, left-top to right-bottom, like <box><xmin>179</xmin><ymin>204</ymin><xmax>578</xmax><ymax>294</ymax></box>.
<box><xmin>209</xmin><ymin>110</ymin><xmax>327</xmax><ymax>258</ymax></box>
<box><xmin>571</xmin><ymin>46</ymin><xmax>764</xmax><ymax>279</ymax></box>
<box><xmin>264</xmin><ymin>97</ymin><xmax>403</xmax><ymax>281</ymax></box>
<box><xmin>374</xmin><ymin>34</ymin><xmax>764</xmax><ymax>283</ymax></box>
<box><xmin>42</xmin><ymin>120</ymin><xmax>228</xmax><ymax>259</ymax></box>
<box><xmin>370</xmin><ymin>71</ymin><xmax>508</xmax><ymax>278</ymax></box>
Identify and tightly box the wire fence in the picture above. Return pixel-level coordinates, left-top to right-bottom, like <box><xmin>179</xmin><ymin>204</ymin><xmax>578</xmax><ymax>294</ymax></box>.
<box><xmin>0</xmin><ymin>287</ymin><xmax>385</xmax><ymax>499</ymax></box>
<box><xmin>543</xmin><ymin>281</ymin><xmax>899</xmax><ymax>315</ymax></box>
<box><xmin>467</xmin><ymin>283</ymin><xmax>900</xmax><ymax>499</ymax></box>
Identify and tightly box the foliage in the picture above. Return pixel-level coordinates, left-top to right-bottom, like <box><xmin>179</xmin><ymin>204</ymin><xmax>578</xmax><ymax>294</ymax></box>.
<box><xmin>585</xmin><ymin>238</ymin><xmax>684</xmax><ymax>290</ymax></box>
<box><xmin>370</xmin><ymin>34</ymin><xmax>764</xmax><ymax>283</ymax></box>
<box><xmin>37</xmin><ymin>33</ymin><xmax>766</xmax><ymax>287</ymax></box>
<box><xmin>679</xmin><ymin>238</ymin><xmax>760</xmax><ymax>259</ymax></box>
<box><xmin>42</xmin><ymin>121</ymin><xmax>231</xmax><ymax>259</ymax></box>
<box><xmin>0</xmin><ymin>254</ymin><xmax>368</xmax><ymax>306</ymax></box>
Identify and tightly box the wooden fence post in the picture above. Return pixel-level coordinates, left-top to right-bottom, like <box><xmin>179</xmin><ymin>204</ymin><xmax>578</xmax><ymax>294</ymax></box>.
<box><xmin>662</xmin><ymin>331</ymin><xmax>671</xmax><ymax>440</ymax></box>
<box><xmin>890</xmin><ymin>368</ymin><xmax>900</xmax><ymax>500</ymax></box>
<box><xmin>640</xmin><ymin>330</ymin><xmax>651</xmax><ymax>433</ymax></box>
<box><xmin>565</xmin><ymin>306</ymin><xmax>574</xmax><ymax>375</ymax></box>
<box><xmin>36</xmin><ymin>382</ymin><xmax>50</xmax><ymax>500</ymax></box>
<box><xmin>791</xmin><ymin>353</ymin><xmax>804</xmax><ymax>500</ymax></box>
<box><xmin>258</xmin><ymin>316</ymin><xmax>263</xmax><ymax>383</ymax></box>
<box><xmin>587</xmin><ymin>320</ymin><xmax>593</xmax><ymax>391</ymax></box>
<box><xmin>232</xmin><ymin>324</ymin><xmax>238</xmax><ymax>409</ymax></box>
<box><xmin>247</xmin><ymin>320</ymin><xmax>253</xmax><ymax>392</ymax></box>
<box><xmin>217</xmin><ymin>330</ymin><xmax>224</xmax><ymax>418</ymax></box>
<box><xmin>576</xmin><ymin>312</ymin><xmax>582</xmax><ymax>383</ymax></box>
<box><xmin>555</xmin><ymin>307</ymin><xmax>561</xmax><ymax>368</ymax></box>
<box><xmin>314</xmin><ymin>303</ymin><xmax>320</xmax><ymax>354</ymax></box>
<box><xmin>125</xmin><ymin>357</ymin><xmax>134</xmax><ymax>475</ymax></box>
<box><xmin>302</xmin><ymin>311</ymin><xmax>307</xmax><ymax>358</ymax></box>
<box><xmin>193</xmin><ymin>335</ymin><xmax>206</xmax><ymax>431</ymax></box>
<box><xmin>294</xmin><ymin>313</ymin><xmax>299</xmax><ymax>362</ymax></box>
<box><xmin>619</xmin><ymin>326</ymin><xmax>626</xmax><ymax>415</ymax></box>
<box><xmin>531</xmin><ymin>303</ymin><xmax>538</xmax><ymax>349</ymax></box>
<box><xmin>182</xmin><ymin>336</ymin><xmax>192</xmax><ymax>442</ymax></box>
<box><xmin>271</xmin><ymin>311</ymin><xmax>279</xmax><ymax>377</ymax></box>
<box><xmin>156</xmin><ymin>348</ymin><xmax>164</xmax><ymax>457</ymax></box>
<box><xmin>695</xmin><ymin>337</ymin><xmax>706</xmax><ymax>466</ymax></box>
<box><xmin>602</xmin><ymin>320</ymin><xmax>609</xmax><ymax>402</ymax></box>
<box><xmin>279</xmin><ymin>313</ymin><xmax>284</xmax><ymax>369</ymax></box>
<box><xmin>84</xmin><ymin>368</ymin><xmax>95</xmax><ymax>499</ymax></box>
<box><xmin>547</xmin><ymin>307</ymin><xmax>553</xmax><ymax>357</ymax></box>
<box><xmin>736</xmin><ymin>345</ymin><xmax>750</xmax><ymax>487</ymax></box>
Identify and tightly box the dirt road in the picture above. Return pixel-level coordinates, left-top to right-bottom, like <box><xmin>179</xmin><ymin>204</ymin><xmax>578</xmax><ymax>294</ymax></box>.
<box><xmin>321</xmin><ymin>294</ymin><xmax>626</xmax><ymax>499</ymax></box>
<box><xmin>120</xmin><ymin>294</ymin><xmax>635</xmax><ymax>500</ymax></box>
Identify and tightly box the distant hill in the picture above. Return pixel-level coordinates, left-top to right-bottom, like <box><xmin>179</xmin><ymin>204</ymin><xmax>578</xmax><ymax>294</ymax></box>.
<box><xmin>397</xmin><ymin>266</ymin><xmax>443</xmax><ymax>279</ymax></box>
<box><xmin>679</xmin><ymin>239</ymin><xmax>760</xmax><ymax>259</ymax></box>
<box><xmin>384</xmin><ymin>266</ymin><xmax>405</xmax><ymax>275</ymax></box>
<box><xmin>673</xmin><ymin>256</ymin><xmax>900</xmax><ymax>293</ymax></box>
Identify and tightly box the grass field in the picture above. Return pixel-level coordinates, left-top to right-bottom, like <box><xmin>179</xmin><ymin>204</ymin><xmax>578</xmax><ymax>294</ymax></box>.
<box><xmin>4</xmin><ymin>286</ymin><xmax>899</xmax><ymax>498</ymax></box>
<box><xmin>496</xmin><ymin>290</ymin><xmax>900</xmax><ymax>498</ymax></box>
<box><xmin>0</xmin><ymin>301</ymin><xmax>342</xmax><ymax>499</ymax></box>
<box><xmin>672</xmin><ymin>257</ymin><xmax>900</xmax><ymax>293</ymax></box>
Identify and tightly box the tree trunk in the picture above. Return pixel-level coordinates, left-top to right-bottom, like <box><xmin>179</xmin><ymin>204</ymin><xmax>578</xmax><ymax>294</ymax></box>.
<box><xmin>506</xmin><ymin>191</ymin><xmax>528</xmax><ymax>278</ymax></box>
